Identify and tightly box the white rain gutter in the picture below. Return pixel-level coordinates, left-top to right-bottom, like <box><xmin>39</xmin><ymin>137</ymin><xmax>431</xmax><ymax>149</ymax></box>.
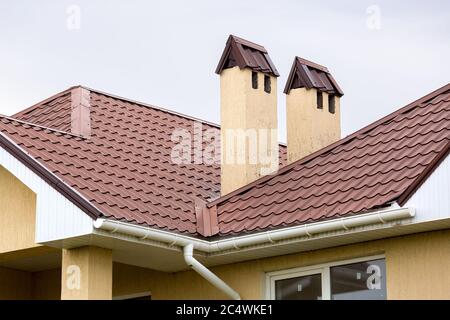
<box><xmin>93</xmin><ymin>206</ymin><xmax>414</xmax><ymax>300</ymax></box>
<box><xmin>93</xmin><ymin>206</ymin><xmax>415</xmax><ymax>254</ymax></box>
<box><xmin>183</xmin><ymin>244</ymin><xmax>241</xmax><ymax>300</ymax></box>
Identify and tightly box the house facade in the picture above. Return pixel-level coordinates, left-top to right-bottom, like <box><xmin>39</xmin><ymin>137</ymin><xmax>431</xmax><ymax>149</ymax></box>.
<box><xmin>1</xmin><ymin>35</ymin><xmax>450</xmax><ymax>300</ymax></box>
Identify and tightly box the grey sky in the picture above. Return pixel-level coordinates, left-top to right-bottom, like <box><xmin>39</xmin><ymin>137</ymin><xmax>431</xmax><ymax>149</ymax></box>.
<box><xmin>0</xmin><ymin>0</ymin><xmax>449</xmax><ymax>142</ymax></box>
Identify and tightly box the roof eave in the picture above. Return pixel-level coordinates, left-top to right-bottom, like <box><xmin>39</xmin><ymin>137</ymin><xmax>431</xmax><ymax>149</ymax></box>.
<box><xmin>93</xmin><ymin>205</ymin><xmax>415</xmax><ymax>254</ymax></box>
<box><xmin>0</xmin><ymin>130</ymin><xmax>103</xmax><ymax>220</ymax></box>
<box><xmin>397</xmin><ymin>139</ymin><xmax>450</xmax><ymax>205</ymax></box>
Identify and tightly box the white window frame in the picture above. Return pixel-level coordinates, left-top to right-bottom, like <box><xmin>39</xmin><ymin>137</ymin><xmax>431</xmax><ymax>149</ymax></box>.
<box><xmin>265</xmin><ymin>254</ymin><xmax>385</xmax><ymax>300</ymax></box>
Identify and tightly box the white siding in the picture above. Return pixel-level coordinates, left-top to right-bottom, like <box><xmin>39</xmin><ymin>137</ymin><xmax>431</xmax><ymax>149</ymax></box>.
<box><xmin>405</xmin><ymin>153</ymin><xmax>450</xmax><ymax>221</ymax></box>
<box><xmin>0</xmin><ymin>143</ymin><xmax>93</xmax><ymax>243</ymax></box>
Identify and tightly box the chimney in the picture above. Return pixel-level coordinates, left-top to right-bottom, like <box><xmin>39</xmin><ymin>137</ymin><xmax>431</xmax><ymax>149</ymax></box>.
<box><xmin>71</xmin><ymin>86</ymin><xmax>91</xmax><ymax>138</ymax></box>
<box><xmin>284</xmin><ymin>57</ymin><xmax>344</xmax><ymax>163</ymax></box>
<box><xmin>216</xmin><ymin>35</ymin><xmax>279</xmax><ymax>195</ymax></box>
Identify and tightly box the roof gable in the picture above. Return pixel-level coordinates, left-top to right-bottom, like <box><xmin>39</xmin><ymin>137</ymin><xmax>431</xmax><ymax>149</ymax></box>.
<box><xmin>0</xmin><ymin>132</ymin><xmax>95</xmax><ymax>243</ymax></box>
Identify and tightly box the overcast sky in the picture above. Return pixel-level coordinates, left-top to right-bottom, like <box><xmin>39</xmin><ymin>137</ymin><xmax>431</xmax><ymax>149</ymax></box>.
<box><xmin>0</xmin><ymin>0</ymin><xmax>449</xmax><ymax>141</ymax></box>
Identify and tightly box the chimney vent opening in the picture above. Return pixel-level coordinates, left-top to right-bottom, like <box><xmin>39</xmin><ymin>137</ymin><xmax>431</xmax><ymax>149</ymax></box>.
<box><xmin>264</xmin><ymin>75</ymin><xmax>271</xmax><ymax>94</ymax></box>
<box><xmin>328</xmin><ymin>94</ymin><xmax>336</xmax><ymax>114</ymax></box>
<box><xmin>317</xmin><ymin>91</ymin><xmax>323</xmax><ymax>109</ymax></box>
<box><xmin>252</xmin><ymin>71</ymin><xmax>258</xmax><ymax>89</ymax></box>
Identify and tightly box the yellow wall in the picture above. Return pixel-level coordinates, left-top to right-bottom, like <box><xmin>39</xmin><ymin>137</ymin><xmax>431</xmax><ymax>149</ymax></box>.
<box><xmin>32</xmin><ymin>268</ymin><xmax>61</xmax><ymax>300</ymax></box>
<box><xmin>286</xmin><ymin>88</ymin><xmax>341</xmax><ymax>163</ymax></box>
<box><xmin>0</xmin><ymin>165</ymin><xmax>38</xmax><ymax>253</ymax></box>
<box><xmin>0</xmin><ymin>267</ymin><xmax>32</xmax><ymax>299</ymax></box>
<box><xmin>0</xmin><ymin>267</ymin><xmax>60</xmax><ymax>300</ymax></box>
<box><xmin>220</xmin><ymin>67</ymin><xmax>278</xmax><ymax>194</ymax></box>
<box><xmin>386</xmin><ymin>230</ymin><xmax>450</xmax><ymax>299</ymax></box>
<box><xmin>113</xmin><ymin>229</ymin><xmax>450</xmax><ymax>300</ymax></box>
<box><xmin>1</xmin><ymin>229</ymin><xmax>449</xmax><ymax>300</ymax></box>
<box><xmin>61</xmin><ymin>246</ymin><xmax>112</xmax><ymax>300</ymax></box>
<box><xmin>0</xmin><ymin>165</ymin><xmax>61</xmax><ymax>299</ymax></box>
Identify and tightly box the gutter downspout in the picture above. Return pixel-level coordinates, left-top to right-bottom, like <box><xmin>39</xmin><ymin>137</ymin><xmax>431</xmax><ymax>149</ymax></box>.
<box><xmin>183</xmin><ymin>244</ymin><xmax>241</xmax><ymax>300</ymax></box>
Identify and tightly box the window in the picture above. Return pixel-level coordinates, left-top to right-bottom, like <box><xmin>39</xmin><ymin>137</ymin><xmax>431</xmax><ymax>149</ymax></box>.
<box><xmin>264</xmin><ymin>75</ymin><xmax>271</xmax><ymax>93</ymax></box>
<box><xmin>330</xmin><ymin>259</ymin><xmax>386</xmax><ymax>300</ymax></box>
<box><xmin>252</xmin><ymin>71</ymin><xmax>258</xmax><ymax>89</ymax></box>
<box><xmin>317</xmin><ymin>91</ymin><xmax>323</xmax><ymax>109</ymax></box>
<box><xmin>328</xmin><ymin>94</ymin><xmax>336</xmax><ymax>114</ymax></box>
<box><xmin>275</xmin><ymin>272</ymin><xmax>322</xmax><ymax>300</ymax></box>
<box><xmin>267</xmin><ymin>256</ymin><xmax>386</xmax><ymax>300</ymax></box>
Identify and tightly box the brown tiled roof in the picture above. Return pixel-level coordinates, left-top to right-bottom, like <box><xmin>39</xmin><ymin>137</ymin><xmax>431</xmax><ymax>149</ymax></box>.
<box><xmin>284</xmin><ymin>56</ymin><xmax>344</xmax><ymax>96</ymax></box>
<box><xmin>215</xmin><ymin>35</ymin><xmax>280</xmax><ymax>77</ymax></box>
<box><xmin>14</xmin><ymin>91</ymin><xmax>73</xmax><ymax>131</ymax></box>
<box><xmin>1</xmin><ymin>86</ymin><xmax>287</xmax><ymax>236</ymax></box>
<box><xmin>2</xmin><ymin>84</ymin><xmax>450</xmax><ymax>239</ymax></box>
<box><xmin>211</xmin><ymin>84</ymin><xmax>450</xmax><ymax>236</ymax></box>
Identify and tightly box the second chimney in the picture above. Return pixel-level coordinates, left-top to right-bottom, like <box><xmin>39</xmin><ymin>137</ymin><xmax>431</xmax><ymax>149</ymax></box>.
<box><xmin>284</xmin><ymin>57</ymin><xmax>344</xmax><ymax>163</ymax></box>
<box><xmin>216</xmin><ymin>35</ymin><xmax>280</xmax><ymax>195</ymax></box>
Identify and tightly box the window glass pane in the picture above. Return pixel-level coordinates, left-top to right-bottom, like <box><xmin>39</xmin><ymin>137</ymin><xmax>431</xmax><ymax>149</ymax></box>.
<box><xmin>330</xmin><ymin>259</ymin><xmax>386</xmax><ymax>300</ymax></box>
<box><xmin>275</xmin><ymin>273</ymin><xmax>322</xmax><ymax>300</ymax></box>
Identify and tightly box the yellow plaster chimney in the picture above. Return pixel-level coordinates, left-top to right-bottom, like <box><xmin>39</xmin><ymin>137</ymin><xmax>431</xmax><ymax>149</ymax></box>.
<box><xmin>216</xmin><ymin>35</ymin><xmax>279</xmax><ymax>195</ymax></box>
<box><xmin>284</xmin><ymin>57</ymin><xmax>344</xmax><ymax>163</ymax></box>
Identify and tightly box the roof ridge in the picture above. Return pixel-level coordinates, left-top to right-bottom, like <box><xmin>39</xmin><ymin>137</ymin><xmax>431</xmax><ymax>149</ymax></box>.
<box><xmin>12</xmin><ymin>85</ymin><xmax>221</xmax><ymax>129</ymax></box>
<box><xmin>296</xmin><ymin>56</ymin><xmax>329</xmax><ymax>73</ymax></box>
<box><xmin>81</xmin><ymin>86</ymin><xmax>221</xmax><ymax>129</ymax></box>
<box><xmin>0</xmin><ymin>114</ymin><xmax>84</xmax><ymax>138</ymax></box>
<box><xmin>8</xmin><ymin>85</ymin><xmax>289</xmax><ymax>148</ymax></box>
<box><xmin>12</xmin><ymin>86</ymin><xmax>76</xmax><ymax>118</ymax></box>
<box><xmin>229</xmin><ymin>35</ymin><xmax>267</xmax><ymax>53</ymax></box>
<box><xmin>208</xmin><ymin>82</ymin><xmax>450</xmax><ymax>207</ymax></box>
